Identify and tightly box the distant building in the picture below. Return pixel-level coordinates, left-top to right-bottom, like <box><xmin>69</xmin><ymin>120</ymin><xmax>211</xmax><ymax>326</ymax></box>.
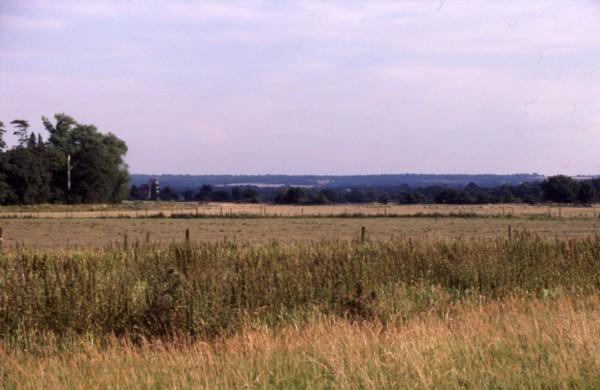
<box><xmin>148</xmin><ymin>179</ymin><xmax>160</xmax><ymax>201</ymax></box>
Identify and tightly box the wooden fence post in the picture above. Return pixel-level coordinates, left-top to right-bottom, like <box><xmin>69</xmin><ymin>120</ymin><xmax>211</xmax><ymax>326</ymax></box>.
<box><xmin>185</xmin><ymin>229</ymin><xmax>190</xmax><ymax>241</ymax></box>
<box><xmin>361</xmin><ymin>226</ymin><xmax>367</xmax><ymax>242</ymax></box>
<box><xmin>508</xmin><ymin>225</ymin><xmax>512</xmax><ymax>241</ymax></box>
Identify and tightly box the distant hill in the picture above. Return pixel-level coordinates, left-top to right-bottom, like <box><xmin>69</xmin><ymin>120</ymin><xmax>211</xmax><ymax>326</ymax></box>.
<box><xmin>131</xmin><ymin>174</ymin><xmax>545</xmax><ymax>190</ymax></box>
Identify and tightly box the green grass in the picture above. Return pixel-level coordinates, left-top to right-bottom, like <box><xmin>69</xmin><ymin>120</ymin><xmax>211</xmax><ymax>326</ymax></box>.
<box><xmin>3</xmin><ymin>232</ymin><xmax>600</xmax><ymax>387</ymax></box>
<box><xmin>2</xmin><ymin>232</ymin><xmax>600</xmax><ymax>345</ymax></box>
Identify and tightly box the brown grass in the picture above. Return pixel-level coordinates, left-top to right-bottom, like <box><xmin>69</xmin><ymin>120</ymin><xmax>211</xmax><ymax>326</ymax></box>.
<box><xmin>0</xmin><ymin>215</ymin><xmax>599</xmax><ymax>248</ymax></box>
<box><xmin>2</xmin><ymin>294</ymin><xmax>600</xmax><ymax>388</ymax></box>
<box><xmin>1</xmin><ymin>202</ymin><xmax>599</xmax><ymax>219</ymax></box>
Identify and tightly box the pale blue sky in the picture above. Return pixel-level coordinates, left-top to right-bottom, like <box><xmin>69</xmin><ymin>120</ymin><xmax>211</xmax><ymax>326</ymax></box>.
<box><xmin>1</xmin><ymin>1</ymin><xmax>599</xmax><ymax>175</ymax></box>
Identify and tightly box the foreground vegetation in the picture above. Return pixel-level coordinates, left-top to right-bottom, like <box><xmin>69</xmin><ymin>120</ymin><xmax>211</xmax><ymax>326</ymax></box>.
<box><xmin>2</xmin><ymin>233</ymin><xmax>600</xmax><ymax>387</ymax></box>
<box><xmin>3</xmin><ymin>295</ymin><xmax>600</xmax><ymax>388</ymax></box>
<box><xmin>2</xmin><ymin>233</ymin><xmax>600</xmax><ymax>340</ymax></box>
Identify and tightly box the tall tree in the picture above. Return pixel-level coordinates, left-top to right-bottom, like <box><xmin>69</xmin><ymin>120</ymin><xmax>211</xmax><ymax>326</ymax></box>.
<box><xmin>541</xmin><ymin>175</ymin><xmax>578</xmax><ymax>203</ymax></box>
<box><xmin>42</xmin><ymin>113</ymin><xmax>76</xmax><ymax>152</ymax></box>
<box><xmin>65</xmin><ymin>123</ymin><xmax>129</xmax><ymax>203</ymax></box>
<box><xmin>3</xmin><ymin>147</ymin><xmax>51</xmax><ymax>204</ymax></box>
<box><xmin>0</xmin><ymin>114</ymin><xmax>129</xmax><ymax>205</ymax></box>
<box><xmin>0</xmin><ymin>121</ymin><xmax>6</xmax><ymax>151</ymax></box>
<box><xmin>27</xmin><ymin>133</ymin><xmax>37</xmax><ymax>149</ymax></box>
<box><xmin>576</xmin><ymin>182</ymin><xmax>596</xmax><ymax>204</ymax></box>
<box><xmin>10</xmin><ymin>119</ymin><xmax>29</xmax><ymax>147</ymax></box>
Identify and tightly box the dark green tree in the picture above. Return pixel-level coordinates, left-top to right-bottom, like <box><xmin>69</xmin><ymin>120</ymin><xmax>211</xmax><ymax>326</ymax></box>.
<box><xmin>159</xmin><ymin>186</ymin><xmax>178</xmax><ymax>201</ymax></box>
<box><xmin>66</xmin><ymin>124</ymin><xmax>129</xmax><ymax>203</ymax></box>
<box><xmin>231</xmin><ymin>186</ymin><xmax>242</xmax><ymax>202</ymax></box>
<box><xmin>242</xmin><ymin>188</ymin><xmax>259</xmax><ymax>202</ymax></box>
<box><xmin>27</xmin><ymin>133</ymin><xmax>37</xmax><ymax>149</ymax></box>
<box><xmin>3</xmin><ymin>147</ymin><xmax>51</xmax><ymax>204</ymax></box>
<box><xmin>0</xmin><ymin>121</ymin><xmax>6</xmax><ymax>151</ymax></box>
<box><xmin>182</xmin><ymin>189</ymin><xmax>195</xmax><ymax>201</ymax></box>
<box><xmin>541</xmin><ymin>175</ymin><xmax>578</xmax><ymax>203</ymax></box>
<box><xmin>195</xmin><ymin>185</ymin><xmax>214</xmax><ymax>202</ymax></box>
<box><xmin>576</xmin><ymin>182</ymin><xmax>596</xmax><ymax>204</ymax></box>
<box><xmin>275</xmin><ymin>187</ymin><xmax>307</xmax><ymax>204</ymax></box>
<box><xmin>42</xmin><ymin>113</ymin><xmax>76</xmax><ymax>151</ymax></box>
<box><xmin>319</xmin><ymin>189</ymin><xmax>337</xmax><ymax>203</ymax></box>
<box><xmin>0</xmin><ymin>114</ymin><xmax>129</xmax><ymax>205</ymax></box>
<box><xmin>10</xmin><ymin>119</ymin><xmax>29</xmax><ymax>147</ymax></box>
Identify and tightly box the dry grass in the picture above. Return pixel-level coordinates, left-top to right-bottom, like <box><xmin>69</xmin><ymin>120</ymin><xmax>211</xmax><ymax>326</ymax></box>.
<box><xmin>1</xmin><ymin>216</ymin><xmax>600</xmax><ymax>248</ymax></box>
<box><xmin>3</xmin><ymin>218</ymin><xmax>600</xmax><ymax>388</ymax></box>
<box><xmin>2</xmin><ymin>236</ymin><xmax>600</xmax><ymax>343</ymax></box>
<box><xmin>2</xmin><ymin>294</ymin><xmax>600</xmax><ymax>389</ymax></box>
<box><xmin>1</xmin><ymin>202</ymin><xmax>599</xmax><ymax>219</ymax></box>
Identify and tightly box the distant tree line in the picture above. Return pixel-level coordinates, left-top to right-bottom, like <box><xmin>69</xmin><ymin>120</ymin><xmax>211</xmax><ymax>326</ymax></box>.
<box><xmin>0</xmin><ymin>114</ymin><xmax>129</xmax><ymax>204</ymax></box>
<box><xmin>129</xmin><ymin>175</ymin><xmax>600</xmax><ymax>205</ymax></box>
<box><xmin>131</xmin><ymin>173</ymin><xmax>544</xmax><ymax>189</ymax></box>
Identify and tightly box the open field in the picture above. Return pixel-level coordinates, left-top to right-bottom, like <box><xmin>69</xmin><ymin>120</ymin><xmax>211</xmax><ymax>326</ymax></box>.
<box><xmin>3</xmin><ymin>210</ymin><xmax>600</xmax><ymax>387</ymax></box>
<box><xmin>1</xmin><ymin>216</ymin><xmax>600</xmax><ymax>248</ymax></box>
<box><xmin>1</xmin><ymin>202</ymin><xmax>600</xmax><ymax>219</ymax></box>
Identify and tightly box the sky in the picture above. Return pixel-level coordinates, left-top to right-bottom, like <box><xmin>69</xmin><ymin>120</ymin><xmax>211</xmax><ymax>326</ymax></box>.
<box><xmin>1</xmin><ymin>0</ymin><xmax>599</xmax><ymax>175</ymax></box>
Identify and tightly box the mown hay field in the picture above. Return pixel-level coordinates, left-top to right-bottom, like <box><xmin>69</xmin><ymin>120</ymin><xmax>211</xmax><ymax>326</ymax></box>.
<box><xmin>0</xmin><ymin>215</ymin><xmax>600</xmax><ymax>248</ymax></box>
<box><xmin>1</xmin><ymin>202</ymin><xmax>599</xmax><ymax>219</ymax></box>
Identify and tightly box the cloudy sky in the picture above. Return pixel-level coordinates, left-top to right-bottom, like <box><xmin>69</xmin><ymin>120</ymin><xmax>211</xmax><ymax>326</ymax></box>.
<box><xmin>1</xmin><ymin>1</ymin><xmax>599</xmax><ymax>175</ymax></box>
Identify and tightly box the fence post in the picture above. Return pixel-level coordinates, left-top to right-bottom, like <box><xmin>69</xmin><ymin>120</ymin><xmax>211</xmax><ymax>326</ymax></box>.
<box><xmin>123</xmin><ymin>233</ymin><xmax>128</xmax><ymax>249</ymax></box>
<box><xmin>360</xmin><ymin>226</ymin><xmax>367</xmax><ymax>242</ymax></box>
<box><xmin>185</xmin><ymin>228</ymin><xmax>190</xmax><ymax>241</ymax></box>
<box><xmin>508</xmin><ymin>225</ymin><xmax>512</xmax><ymax>241</ymax></box>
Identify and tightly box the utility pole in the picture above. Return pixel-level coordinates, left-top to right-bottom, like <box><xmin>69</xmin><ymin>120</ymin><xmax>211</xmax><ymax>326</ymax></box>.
<box><xmin>67</xmin><ymin>154</ymin><xmax>72</xmax><ymax>196</ymax></box>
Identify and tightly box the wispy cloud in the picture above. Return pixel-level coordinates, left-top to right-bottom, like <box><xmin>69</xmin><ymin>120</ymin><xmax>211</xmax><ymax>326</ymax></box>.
<box><xmin>1</xmin><ymin>0</ymin><xmax>599</xmax><ymax>175</ymax></box>
<box><xmin>0</xmin><ymin>14</ymin><xmax>65</xmax><ymax>30</ymax></box>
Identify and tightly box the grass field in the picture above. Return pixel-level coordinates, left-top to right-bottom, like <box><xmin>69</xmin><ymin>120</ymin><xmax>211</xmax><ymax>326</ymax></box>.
<box><xmin>1</xmin><ymin>216</ymin><xmax>600</xmax><ymax>248</ymax></box>
<box><xmin>2</xmin><ymin>206</ymin><xmax>600</xmax><ymax>387</ymax></box>
<box><xmin>1</xmin><ymin>201</ymin><xmax>600</xmax><ymax>219</ymax></box>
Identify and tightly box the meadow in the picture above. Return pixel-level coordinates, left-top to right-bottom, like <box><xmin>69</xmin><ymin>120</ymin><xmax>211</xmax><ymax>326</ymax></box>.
<box><xmin>2</xmin><ymin>205</ymin><xmax>600</xmax><ymax>388</ymax></box>
<box><xmin>0</xmin><ymin>203</ymin><xmax>600</xmax><ymax>249</ymax></box>
<box><xmin>1</xmin><ymin>201</ymin><xmax>599</xmax><ymax>219</ymax></box>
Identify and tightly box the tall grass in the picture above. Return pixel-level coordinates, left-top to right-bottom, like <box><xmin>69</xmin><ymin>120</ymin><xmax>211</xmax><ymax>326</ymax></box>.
<box><xmin>2</xmin><ymin>232</ymin><xmax>600</xmax><ymax>344</ymax></box>
<box><xmin>3</xmin><ymin>295</ymin><xmax>600</xmax><ymax>388</ymax></box>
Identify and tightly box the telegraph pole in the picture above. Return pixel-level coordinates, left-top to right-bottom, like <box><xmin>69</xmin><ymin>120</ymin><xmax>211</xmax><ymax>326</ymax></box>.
<box><xmin>67</xmin><ymin>154</ymin><xmax>72</xmax><ymax>199</ymax></box>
